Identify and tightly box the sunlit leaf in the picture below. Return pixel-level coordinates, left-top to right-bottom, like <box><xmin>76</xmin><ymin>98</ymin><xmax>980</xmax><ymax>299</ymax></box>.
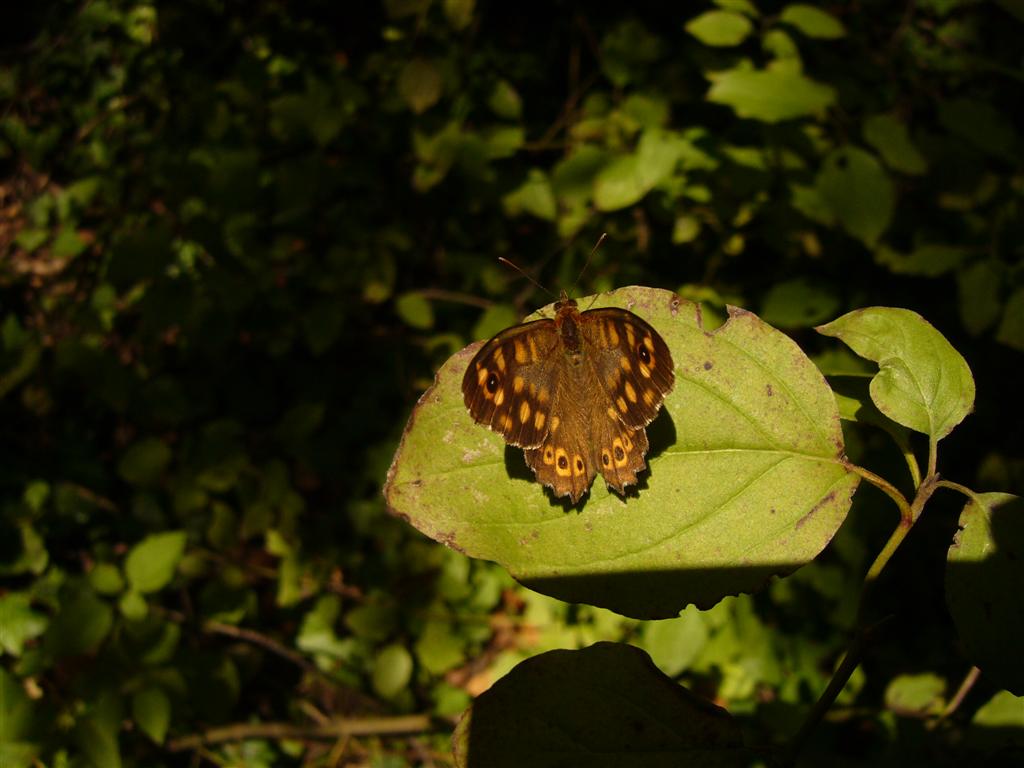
<box><xmin>817</xmin><ymin>307</ymin><xmax>974</xmax><ymax>439</ymax></box>
<box><xmin>386</xmin><ymin>287</ymin><xmax>857</xmax><ymax>618</ymax></box>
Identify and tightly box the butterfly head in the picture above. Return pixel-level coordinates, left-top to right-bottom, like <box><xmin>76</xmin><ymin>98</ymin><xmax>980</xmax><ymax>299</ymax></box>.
<box><xmin>552</xmin><ymin>293</ymin><xmax>583</xmax><ymax>357</ymax></box>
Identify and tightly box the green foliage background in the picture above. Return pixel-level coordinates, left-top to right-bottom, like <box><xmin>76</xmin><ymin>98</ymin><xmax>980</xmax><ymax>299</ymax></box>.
<box><xmin>1</xmin><ymin>0</ymin><xmax>1022</xmax><ymax>765</ymax></box>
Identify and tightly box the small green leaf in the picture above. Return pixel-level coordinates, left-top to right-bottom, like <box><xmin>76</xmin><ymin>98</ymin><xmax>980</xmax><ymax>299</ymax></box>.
<box><xmin>502</xmin><ymin>169</ymin><xmax>556</xmax><ymax>220</ymax></box>
<box><xmin>947</xmin><ymin>494</ymin><xmax>1024</xmax><ymax>695</ymax></box>
<box><xmin>779</xmin><ymin>4</ymin><xmax>846</xmax><ymax>38</ymax></box>
<box><xmin>118</xmin><ymin>438</ymin><xmax>172</xmax><ymax>486</ymax></box>
<box><xmin>372</xmin><ymin>643</ymin><xmax>414</xmax><ymax>699</ymax></box>
<box><xmin>939</xmin><ymin>99</ymin><xmax>1017</xmax><ymax>160</ymax></box>
<box><xmin>971</xmin><ymin>690</ymin><xmax>1024</xmax><ymax>729</ymax></box>
<box><xmin>488</xmin><ymin>79</ymin><xmax>522</xmax><ymax>120</ymax></box>
<box><xmin>14</xmin><ymin>229</ymin><xmax>48</xmax><ymax>253</ymax></box>
<box><xmin>22</xmin><ymin>480</ymin><xmax>49</xmax><ymax>511</ymax></box>
<box><xmin>397</xmin><ymin>58</ymin><xmax>442</xmax><ymax>114</ymax></box>
<box><xmin>75</xmin><ymin>715</ymin><xmax>122</xmax><ymax>768</ymax></box>
<box><xmin>0</xmin><ymin>592</ymin><xmax>48</xmax><ymax>656</ymax></box>
<box><xmin>443</xmin><ymin>0</ymin><xmax>474</xmax><ymax>30</ymax></box>
<box><xmin>89</xmin><ymin>563</ymin><xmax>125</xmax><ymax>595</ymax></box>
<box><xmin>637</xmin><ymin>608</ymin><xmax>707</xmax><ymax>677</ymax></box>
<box><xmin>816</xmin><ymin>147</ymin><xmax>894</xmax><ymax>247</ymax></box>
<box><xmin>395</xmin><ymin>292</ymin><xmax>435</xmax><ymax>330</ymax></box>
<box><xmin>884</xmin><ymin>673</ymin><xmax>946</xmax><ymax>715</ymax></box>
<box><xmin>132</xmin><ymin>687</ymin><xmax>171</xmax><ymax>744</ymax></box>
<box><xmin>0</xmin><ymin>668</ymin><xmax>39</xmax><ymax>746</ymax></box>
<box><xmin>593</xmin><ymin>130</ymin><xmax>683</xmax><ymax>211</ymax></box>
<box><xmin>714</xmin><ymin>0</ymin><xmax>760</xmax><ymax>15</ymax></box>
<box><xmin>875</xmin><ymin>243</ymin><xmax>966</xmax><ymax>277</ymax></box>
<box><xmin>45</xmin><ymin>587</ymin><xmax>113</xmax><ymax>657</ymax></box>
<box><xmin>863</xmin><ymin>114</ymin><xmax>927</xmax><ymax>175</ymax></box>
<box><xmin>414</xmin><ymin>620</ymin><xmax>466</xmax><ymax>674</ymax></box>
<box><xmin>345</xmin><ymin>592</ymin><xmax>398</xmax><ymax>641</ymax></box>
<box><xmin>472</xmin><ymin>305</ymin><xmax>519</xmax><ymax>343</ymax></box>
<box><xmin>685</xmin><ymin>10</ymin><xmax>754</xmax><ymax>47</ymax></box>
<box><xmin>759</xmin><ymin>279</ymin><xmax>840</xmax><ymax>328</ymax></box>
<box><xmin>593</xmin><ymin>155</ymin><xmax>645</xmax><ymax>211</ymax></box>
<box><xmin>297</xmin><ymin>595</ymin><xmax>349</xmax><ymax>658</ymax></box>
<box><xmin>958</xmin><ymin>261</ymin><xmax>1003</xmax><ymax>335</ymax></box>
<box><xmin>817</xmin><ymin>307</ymin><xmax>975</xmax><ymax>439</ymax></box>
<box><xmin>119</xmin><ymin>589</ymin><xmax>148</xmax><ymax>620</ymax></box>
<box><xmin>125</xmin><ymin>531</ymin><xmax>187</xmax><ymax>593</ymax></box>
<box><xmin>707</xmin><ymin>67</ymin><xmax>836</xmax><ymax>122</ymax></box>
<box><xmin>452</xmin><ymin>643</ymin><xmax>747</xmax><ymax>767</ymax></box>
<box><xmin>52</xmin><ymin>228</ymin><xmax>88</xmax><ymax>259</ymax></box>
<box><xmin>996</xmin><ymin>287</ymin><xmax>1024</xmax><ymax>351</ymax></box>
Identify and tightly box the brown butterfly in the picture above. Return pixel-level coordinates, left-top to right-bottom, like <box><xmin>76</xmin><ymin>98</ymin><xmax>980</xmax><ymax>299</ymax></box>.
<box><xmin>462</xmin><ymin>292</ymin><xmax>675</xmax><ymax>503</ymax></box>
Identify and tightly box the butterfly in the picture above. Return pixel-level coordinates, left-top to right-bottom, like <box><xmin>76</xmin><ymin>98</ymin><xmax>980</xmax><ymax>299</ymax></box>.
<box><xmin>462</xmin><ymin>292</ymin><xmax>675</xmax><ymax>503</ymax></box>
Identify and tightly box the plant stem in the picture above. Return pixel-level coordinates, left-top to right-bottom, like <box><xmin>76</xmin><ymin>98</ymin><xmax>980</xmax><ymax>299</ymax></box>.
<box><xmin>937</xmin><ymin>666</ymin><xmax>981</xmax><ymax>721</ymax></box>
<box><xmin>845</xmin><ymin>462</ymin><xmax>912</xmax><ymax>524</ymax></box>
<box><xmin>784</xmin><ymin>620</ymin><xmax>889</xmax><ymax>762</ymax></box>
<box><xmin>167</xmin><ymin>715</ymin><xmax>436</xmax><ymax>752</ymax></box>
<box><xmin>787</xmin><ymin>470</ymin><xmax>940</xmax><ymax>762</ymax></box>
<box><xmin>935</xmin><ymin>479</ymin><xmax>985</xmax><ymax>508</ymax></box>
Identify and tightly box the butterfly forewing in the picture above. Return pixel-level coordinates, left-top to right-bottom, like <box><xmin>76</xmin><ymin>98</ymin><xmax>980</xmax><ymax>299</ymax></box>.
<box><xmin>461</xmin><ymin>320</ymin><xmax>561</xmax><ymax>449</ymax></box>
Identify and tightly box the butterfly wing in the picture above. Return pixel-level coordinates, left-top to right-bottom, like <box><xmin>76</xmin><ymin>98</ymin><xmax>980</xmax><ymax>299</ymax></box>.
<box><xmin>522</xmin><ymin>374</ymin><xmax>600</xmax><ymax>503</ymax></box>
<box><xmin>578</xmin><ymin>308</ymin><xmax>675</xmax><ymax>429</ymax></box>
<box><xmin>577</xmin><ymin>307</ymin><xmax>674</xmax><ymax>495</ymax></box>
<box><xmin>461</xmin><ymin>319</ymin><xmax>562</xmax><ymax>449</ymax></box>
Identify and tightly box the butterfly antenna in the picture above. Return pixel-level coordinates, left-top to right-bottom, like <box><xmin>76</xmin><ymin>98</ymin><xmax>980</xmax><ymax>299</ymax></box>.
<box><xmin>498</xmin><ymin>257</ymin><xmax>557</xmax><ymax>300</ymax></box>
<box><xmin>571</xmin><ymin>232</ymin><xmax>607</xmax><ymax>295</ymax></box>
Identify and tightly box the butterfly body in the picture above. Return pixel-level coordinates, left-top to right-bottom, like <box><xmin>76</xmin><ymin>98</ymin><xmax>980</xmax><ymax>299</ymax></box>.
<box><xmin>462</xmin><ymin>292</ymin><xmax>674</xmax><ymax>503</ymax></box>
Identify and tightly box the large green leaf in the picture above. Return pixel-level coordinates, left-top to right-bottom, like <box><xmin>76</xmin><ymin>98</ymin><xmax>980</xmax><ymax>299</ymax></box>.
<box><xmin>946</xmin><ymin>493</ymin><xmax>1024</xmax><ymax>695</ymax></box>
<box><xmin>817</xmin><ymin>308</ymin><xmax>975</xmax><ymax>439</ymax></box>
<box><xmin>386</xmin><ymin>287</ymin><xmax>857</xmax><ymax>618</ymax></box>
<box><xmin>451</xmin><ymin>643</ymin><xmax>750</xmax><ymax>768</ymax></box>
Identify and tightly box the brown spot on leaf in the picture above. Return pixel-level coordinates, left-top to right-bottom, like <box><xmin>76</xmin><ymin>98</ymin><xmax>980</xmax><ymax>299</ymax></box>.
<box><xmin>797</xmin><ymin>490</ymin><xmax>837</xmax><ymax>529</ymax></box>
<box><xmin>703</xmin><ymin>361</ymin><xmax>713</xmax><ymax>370</ymax></box>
